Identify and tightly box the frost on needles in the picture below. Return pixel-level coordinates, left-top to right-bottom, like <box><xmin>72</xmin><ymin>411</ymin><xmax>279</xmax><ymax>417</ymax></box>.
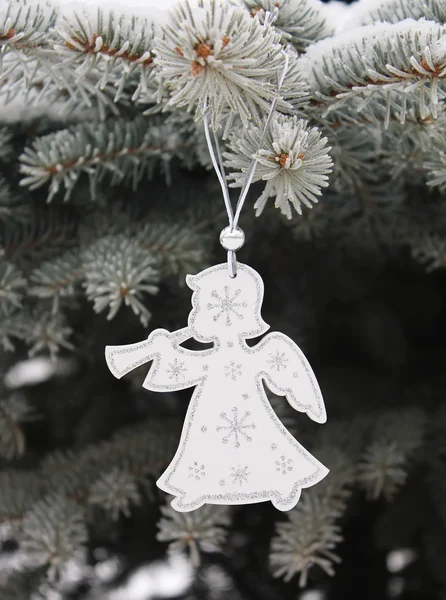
<box><xmin>0</xmin><ymin>0</ymin><xmax>446</xmax><ymax>596</ymax></box>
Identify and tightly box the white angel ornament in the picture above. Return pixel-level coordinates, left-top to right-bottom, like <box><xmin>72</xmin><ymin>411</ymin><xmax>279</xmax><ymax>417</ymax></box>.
<box><xmin>106</xmin><ymin>262</ymin><xmax>328</xmax><ymax>512</ymax></box>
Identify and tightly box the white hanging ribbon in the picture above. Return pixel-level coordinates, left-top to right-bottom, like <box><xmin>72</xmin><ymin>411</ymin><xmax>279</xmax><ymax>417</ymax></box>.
<box><xmin>203</xmin><ymin>45</ymin><xmax>289</xmax><ymax>276</ymax></box>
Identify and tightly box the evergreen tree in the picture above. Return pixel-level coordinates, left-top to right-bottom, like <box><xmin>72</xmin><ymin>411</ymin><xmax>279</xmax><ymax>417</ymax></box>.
<box><xmin>0</xmin><ymin>0</ymin><xmax>445</xmax><ymax>598</ymax></box>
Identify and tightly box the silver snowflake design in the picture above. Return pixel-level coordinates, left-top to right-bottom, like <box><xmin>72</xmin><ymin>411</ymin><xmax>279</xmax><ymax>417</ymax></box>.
<box><xmin>242</xmin><ymin>393</ymin><xmax>249</xmax><ymax>400</ymax></box>
<box><xmin>188</xmin><ymin>461</ymin><xmax>206</xmax><ymax>480</ymax></box>
<box><xmin>271</xmin><ymin>443</ymin><xmax>278</xmax><ymax>451</ymax></box>
<box><xmin>202</xmin><ymin>364</ymin><xmax>209</xmax><ymax>371</ymax></box>
<box><xmin>201</xmin><ymin>426</ymin><xmax>207</xmax><ymax>433</ymax></box>
<box><xmin>275</xmin><ymin>455</ymin><xmax>293</xmax><ymax>475</ymax></box>
<box><xmin>217</xmin><ymin>407</ymin><xmax>255</xmax><ymax>448</ymax></box>
<box><xmin>267</xmin><ymin>350</ymin><xmax>289</xmax><ymax>372</ymax></box>
<box><xmin>207</xmin><ymin>286</ymin><xmax>247</xmax><ymax>326</ymax></box>
<box><xmin>219</xmin><ymin>479</ymin><xmax>226</xmax><ymax>487</ymax></box>
<box><xmin>166</xmin><ymin>358</ymin><xmax>187</xmax><ymax>382</ymax></box>
<box><xmin>225</xmin><ymin>361</ymin><xmax>242</xmax><ymax>381</ymax></box>
<box><xmin>231</xmin><ymin>465</ymin><xmax>250</xmax><ymax>486</ymax></box>
<box><xmin>293</xmin><ymin>371</ymin><xmax>299</xmax><ymax>378</ymax></box>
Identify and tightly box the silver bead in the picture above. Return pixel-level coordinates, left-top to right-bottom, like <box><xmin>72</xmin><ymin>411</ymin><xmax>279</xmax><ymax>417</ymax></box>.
<box><xmin>219</xmin><ymin>226</ymin><xmax>245</xmax><ymax>251</ymax></box>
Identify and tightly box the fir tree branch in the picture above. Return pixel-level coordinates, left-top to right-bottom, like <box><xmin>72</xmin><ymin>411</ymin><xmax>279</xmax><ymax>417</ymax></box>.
<box><xmin>357</xmin><ymin>408</ymin><xmax>426</xmax><ymax>500</ymax></box>
<box><xmin>242</xmin><ymin>0</ymin><xmax>332</xmax><ymax>53</ymax></box>
<box><xmin>157</xmin><ymin>499</ymin><xmax>231</xmax><ymax>567</ymax></box>
<box><xmin>298</xmin><ymin>20</ymin><xmax>446</xmax><ymax>127</ymax></box>
<box><xmin>56</xmin><ymin>7</ymin><xmax>156</xmax><ymax>103</ymax></box>
<box><xmin>19</xmin><ymin>116</ymin><xmax>188</xmax><ymax>201</ymax></box>
<box><xmin>155</xmin><ymin>0</ymin><xmax>289</xmax><ymax>134</ymax></box>
<box><xmin>348</xmin><ymin>0</ymin><xmax>446</xmax><ymax>28</ymax></box>
<box><xmin>81</xmin><ymin>232</ymin><xmax>160</xmax><ymax>326</ymax></box>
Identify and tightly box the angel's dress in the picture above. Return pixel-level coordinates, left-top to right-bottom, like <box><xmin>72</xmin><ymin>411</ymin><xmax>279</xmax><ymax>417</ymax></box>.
<box><xmin>145</xmin><ymin>330</ymin><xmax>329</xmax><ymax>512</ymax></box>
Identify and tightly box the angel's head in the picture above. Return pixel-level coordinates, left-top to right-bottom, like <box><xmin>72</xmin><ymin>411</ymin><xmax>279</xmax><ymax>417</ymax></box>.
<box><xmin>186</xmin><ymin>263</ymin><xmax>269</xmax><ymax>342</ymax></box>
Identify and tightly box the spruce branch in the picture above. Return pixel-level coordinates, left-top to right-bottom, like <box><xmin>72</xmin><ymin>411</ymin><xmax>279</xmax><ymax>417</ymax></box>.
<box><xmin>29</xmin><ymin>250</ymin><xmax>82</xmax><ymax>313</ymax></box>
<box><xmin>298</xmin><ymin>20</ymin><xmax>446</xmax><ymax>128</ymax></box>
<box><xmin>327</xmin><ymin>123</ymin><xmax>381</xmax><ymax>192</ymax></box>
<box><xmin>1</xmin><ymin>207</ymin><xmax>78</xmax><ymax>264</ymax></box>
<box><xmin>0</xmin><ymin>310</ymin><xmax>29</xmax><ymax>351</ymax></box>
<box><xmin>0</xmin><ymin>471</ymin><xmax>43</xmax><ymax>533</ymax></box>
<box><xmin>56</xmin><ymin>7</ymin><xmax>156</xmax><ymax>103</ymax></box>
<box><xmin>26</xmin><ymin>308</ymin><xmax>74</xmax><ymax>358</ymax></box>
<box><xmin>357</xmin><ymin>408</ymin><xmax>426</xmax><ymax>500</ymax></box>
<box><xmin>349</xmin><ymin>0</ymin><xmax>446</xmax><ymax>28</ymax></box>
<box><xmin>242</xmin><ymin>0</ymin><xmax>332</xmax><ymax>52</ymax></box>
<box><xmin>0</xmin><ymin>261</ymin><xmax>26</xmax><ymax>314</ymax></box>
<box><xmin>19</xmin><ymin>116</ymin><xmax>186</xmax><ymax>201</ymax></box>
<box><xmin>0</xmin><ymin>394</ymin><xmax>37</xmax><ymax>459</ymax></box>
<box><xmin>225</xmin><ymin>114</ymin><xmax>333</xmax><ymax>219</ymax></box>
<box><xmin>88</xmin><ymin>468</ymin><xmax>141</xmax><ymax>520</ymax></box>
<box><xmin>279</xmin><ymin>47</ymin><xmax>311</xmax><ymax>113</ymax></box>
<box><xmin>157</xmin><ymin>499</ymin><xmax>231</xmax><ymax>567</ymax></box>
<box><xmin>410</xmin><ymin>233</ymin><xmax>446</xmax><ymax>272</ymax></box>
<box><xmin>0</xmin><ymin>127</ymin><xmax>14</xmax><ymax>161</ymax></box>
<box><xmin>270</xmin><ymin>447</ymin><xmax>354</xmax><ymax>587</ymax></box>
<box><xmin>0</xmin><ymin>419</ymin><xmax>177</xmax><ymax>534</ymax></box>
<box><xmin>155</xmin><ymin>0</ymin><xmax>288</xmax><ymax>134</ymax></box>
<box><xmin>0</xmin><ymin>53</ymin><xmax>123</xmax><ymax>120</ymax></box>
<box><xmin>138</xmin><ymin>220</ymin><xmax>213</xmax><ymax>281</ymax></box>
<box><xmin>424</xmin><ymin>129</ymin><xmax>446</xmax><ymax>190</ymax></box>
<box><xmin>0</xmin><ymin>0</ymin><xmax>56</xmax><ymax>60</ymax></box>
<box><xmin>82</xmin><ymin>232</ymin><xmax>160</xmax><ymax>326</ymax></box>
<box><xmin>20</xmin><ymin>493</ymin><xmax>88</xmax><ymax>580</ymax></box>
<box><xmin>0</xmin><ymin>176</ymin><xmax>31</xmax><ymax>224</ymax></box>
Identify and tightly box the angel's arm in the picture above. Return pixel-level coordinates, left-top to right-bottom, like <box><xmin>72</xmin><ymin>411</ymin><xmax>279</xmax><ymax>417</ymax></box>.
<box><xmin>256</xmin><ymin>332</ymin><xmax>326</xmax><ymax>424</ymax></box>
<box><xmin>106</xmin><ymin>327</ymin><xmax>210</xmax><ymax>391</ymax></box>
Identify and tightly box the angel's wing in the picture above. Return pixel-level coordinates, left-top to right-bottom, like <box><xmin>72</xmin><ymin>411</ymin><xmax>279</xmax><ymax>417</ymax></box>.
<box><xmin>256</xmin><ymin>332</ymin><xmax>326</xmax><ymax>424</ymax></box>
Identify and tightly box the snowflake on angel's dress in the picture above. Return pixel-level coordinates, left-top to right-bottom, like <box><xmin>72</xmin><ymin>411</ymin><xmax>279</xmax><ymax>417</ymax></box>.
<box><xmin>217</xmin><ymin>407</ymin><xmax>255</xmax><ymax>448</ymax></box>
<box><xmin>166</xmin><ymin>358</ymin><xmax>187</xmax><ymax>382</ymax></box>
<box><xmin>225</xmin><ymin>361</ymin><xmax>242</xmax><ymax>381</ymax></box>
<box><xmin>267</xmin><ymin>350</ymin><xmax>289</xmax><ymax>372</ymax></box>
<box><xmin>188</xmin><ymin>462</ymin><xmax>206</xmax><ymax>480</ymax></box>
<box><xmin>207</xmin><ymin>286</ymin><xmax>247</xmax><ymax>326</ymax></box>
<box><xmin>231</xmin><ymin>465</ymin><xmax>250</xmax><ymax>486</ymax></box>
<box><xmin>275</xmin><ymin>455</ymin><xmax>293</xmax><ymax>475</ymax></box>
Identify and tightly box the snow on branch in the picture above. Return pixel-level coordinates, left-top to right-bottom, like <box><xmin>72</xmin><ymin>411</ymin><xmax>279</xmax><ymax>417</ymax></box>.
<box><xmin>298</xmin><ymin>19</ymin><xmax>446</xmax><ymax>127</ymax></box>
<box><xmin>241</xmin><ymin>0</ymin><xmax>332</xmax><ymax>53</ymax></box>
<box><xmin>19</xmin><ymin>116</ymin><xmax>186</xmax><ymax>201</ymax></box>
<box><xmin>56</xmin><ymin>7</ymin><xmax>157</xmax><ymax>103</ymax></box>
<box><xmin>0</xmin><ymin>419</ymin><xmax>178</xmax><ymax>578</ymax></box>
<box><xmin>344</xmin><ymin>0</ymin><xmax>446</xmax><ymax>29</ymax></box>
<box><xmin>225</xmin><ymin>114</ymin><xmax>333</xmax><ymax>219</ymax></box>
<box><xmin>155</xmin><ymin>0</ymin><xmax>289</xmax><ymax>134</ymax></box>
<box><xmin>0</xmin><ymin>0</ymin><xmax>56</xmax><ymax>60</ymax></box>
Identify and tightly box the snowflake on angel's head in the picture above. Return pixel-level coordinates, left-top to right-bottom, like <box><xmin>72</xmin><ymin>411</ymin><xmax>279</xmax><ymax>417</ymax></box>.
<box><xmin>231</xmin><ymin>465</ymin><xmax>250</xmax><ymax>486</ymax></box>
<box><xmin>267</xmin><ymin>350</ymin><xmax>289</xmax><ymax>371</ymax></box>
<box><xmin>207</xmin><ymin>286</ymin><xmax>247</xmax><ymax>327</ymax></box>
<box><xmin>217</xmin><ymin>407</ymin><xmax>255</xmax><ymax>448</ymax></box>
<box><xmin>166</xmin><ymin>358</ymin><xmax>187</xmax><ymax>382</ymax></box>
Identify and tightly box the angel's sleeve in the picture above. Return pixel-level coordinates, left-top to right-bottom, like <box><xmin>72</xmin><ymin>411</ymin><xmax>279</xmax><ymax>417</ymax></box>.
<box><xmin>142</xmin><ymin>330</ymin><xmax>209</xmax><ymax>392</ymax></box>
<box><xmin>256</xmin><ymin>332</ymin><xmax>326</xmax><ymax>424</ymax></box>
<box><xmin>106</xmin><ymin>328</ymin><xmax>209</xmax><ymax>392</ymax></box>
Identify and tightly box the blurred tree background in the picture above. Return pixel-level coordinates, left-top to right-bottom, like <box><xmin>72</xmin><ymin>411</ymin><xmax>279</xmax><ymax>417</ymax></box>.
<box><xmin>0</xmin><ymin>0</ymin><xmax>446</xmax><ymax>598</ymax></box>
